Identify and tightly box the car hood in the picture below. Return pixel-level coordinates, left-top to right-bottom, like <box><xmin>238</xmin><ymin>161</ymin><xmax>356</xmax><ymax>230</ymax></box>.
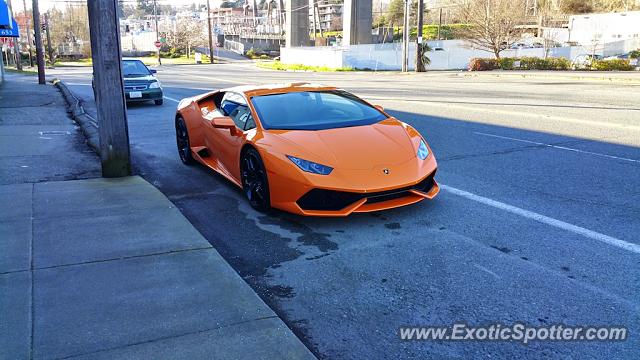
<box><xmin>268</xmin><ymin>118</ymin><xmax>417</xmax><ymax>170</ymax></box>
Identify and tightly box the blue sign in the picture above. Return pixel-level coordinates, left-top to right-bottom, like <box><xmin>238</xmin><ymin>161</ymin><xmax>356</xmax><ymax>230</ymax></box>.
<box><xmin>0</xmin><ymin>17</ymin><xmax>18</xmax><ymax>37</ymax></box>
<box><xmin>0</xmin><ymin>1</ymin><xmax>10</xmax><ymax>28</ymax></box>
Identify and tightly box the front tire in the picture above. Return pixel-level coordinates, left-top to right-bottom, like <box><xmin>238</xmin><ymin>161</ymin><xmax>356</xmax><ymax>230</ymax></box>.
<box><xmin>241</xmin><ymin>148</ymin><xmax>271</xmax><ymax>212</ymax></box>
<box><xmin>176</xmin><ymin>117</ymin><xmax>194</xmax><ymax>165</ymax></box>
<box><xmin>155</xmin><ymin>99</ymin><xmax>164</xmax><ymax>106</ymax></box>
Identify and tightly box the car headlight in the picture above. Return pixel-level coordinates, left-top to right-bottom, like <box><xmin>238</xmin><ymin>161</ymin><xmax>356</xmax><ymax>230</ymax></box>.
<box><xmin>149</xmin><ymin>80</ymin><xmax>161</xmax><ymax>89</ymax></box>
<box><xmin>286</xmin><ymin>155</ymin><xmax>333</xmax><ymax>175</ymax></box>
<box><xmin>418</xmin><ymin>139</ymin><xmax>429</xmax><ymax>160</ymax></box>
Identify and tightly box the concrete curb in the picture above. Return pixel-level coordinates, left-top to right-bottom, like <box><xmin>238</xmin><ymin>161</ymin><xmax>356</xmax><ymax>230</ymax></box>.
<box><xmin>459</xmin><ymin>71</ymin><xmax>640</xmax><ymax>83</ymax></box>
<box><xmin>52</xmin><ymin>79</ymin><xmax>100</xmax><ymax>152</ymax></box>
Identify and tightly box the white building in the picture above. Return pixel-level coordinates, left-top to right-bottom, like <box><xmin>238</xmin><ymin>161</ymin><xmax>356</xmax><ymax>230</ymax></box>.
<box><xmin>566</xmin><ymin>11</ymin><xmax>640</xmax><ymax>46</ymax></box>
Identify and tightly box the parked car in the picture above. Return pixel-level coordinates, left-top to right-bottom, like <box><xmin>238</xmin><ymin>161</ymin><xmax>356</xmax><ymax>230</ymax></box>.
<box><xmin>122</xmin><ymin>59</ymin><xmax>163</xmax><ymax>105</ymax></box>
<box><xmin>604</xmin><ymin>53</ymin><xmax>639</xmax><ymax>67</ymax></box>
<box><xmin>571</xmin><ymin>54</ymin><xmax>604</xmax><ymax>70</ymax></box>
<box><xmin>174</xmin><ymin>83</ymin><xmax>439</xmax><ymax>215</ymax></box>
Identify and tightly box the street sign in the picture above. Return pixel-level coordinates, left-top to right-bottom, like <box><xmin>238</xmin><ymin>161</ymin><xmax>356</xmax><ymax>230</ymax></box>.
<box><xmin>0</xmin><ymin>18</ymin><xmax>19</xmax><ymax>37</ymax></box>
<box><xmin>154</xmin><ymin>40</ymin><xmax>161</xmax><ymax>49</ymax></box>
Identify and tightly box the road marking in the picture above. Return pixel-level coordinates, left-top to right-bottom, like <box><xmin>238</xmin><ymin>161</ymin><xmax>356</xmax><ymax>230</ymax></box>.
<box><xmin>474</xmin><ymin>132</ymin><xmax>640</xmax><ymax>163</ymax></box>
<box><xmin>473</xmin><ymin>264</ymin><xmax>501</xmax><ymax>279</ymax></box>
<box><xmin>441</xmin><ymin>184</ymin><xmax>640</xmax><ymax>255</ymax></box>
<box><xmin>163</xmin><ymin>96</ymin><xmax>181</xmax><ymax>103</ymax></box>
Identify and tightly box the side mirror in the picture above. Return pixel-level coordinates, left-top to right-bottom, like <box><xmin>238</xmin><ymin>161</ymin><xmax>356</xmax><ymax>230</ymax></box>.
<box><xmin>373</xmin><ymin>104</ymin><xmax>384</xmax><ymax>112</ymax></box>
<box><xmin>149</xmin><ymin>69</ymin><xmax>157</xmax><ymax>74</ymax></box>
<box><xmin>211</xmin><ymin>116</ymin><xmax>237</xmax><ymax>135</ymax></box>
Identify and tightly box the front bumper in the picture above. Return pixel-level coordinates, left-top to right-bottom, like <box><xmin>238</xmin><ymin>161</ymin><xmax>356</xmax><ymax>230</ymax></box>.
<box><xmin>265</xmin><ymin>151</ymin><xmax>439</xmax><ymax>216</ymax></box>
<box><xmin>125</xmin><ymin>88</ymin><xmax>163</xmax><ymax>102</ymax></box>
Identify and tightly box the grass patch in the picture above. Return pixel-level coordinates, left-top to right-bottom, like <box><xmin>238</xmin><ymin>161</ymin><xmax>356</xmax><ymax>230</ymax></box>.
<box><xmin>257</xmin><ymin>61</ymin><xmax>353</xmax><ymax>72</ymax></box>
<box><xmin>4</xmin><ymin>67</ymin><xmax>38</xmax><ymax>75</ymax></box>
<box><xmin>135</xmin><ymin>55</ymin><xmax>212</xmax><ymax>66</ymax></box>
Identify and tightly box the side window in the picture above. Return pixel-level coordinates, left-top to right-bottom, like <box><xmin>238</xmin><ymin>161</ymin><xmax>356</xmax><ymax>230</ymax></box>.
<box><xmin>221</xmin><ymin>92</ymin><xmax>255</xmax><ymax>131</ymax></box>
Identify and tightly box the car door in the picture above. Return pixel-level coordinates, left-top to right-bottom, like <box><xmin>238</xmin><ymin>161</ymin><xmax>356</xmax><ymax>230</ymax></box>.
<box><xmin>203</xmin><ymin>92</ymin><xmax>253</xmax><ymax>181</ymax></box>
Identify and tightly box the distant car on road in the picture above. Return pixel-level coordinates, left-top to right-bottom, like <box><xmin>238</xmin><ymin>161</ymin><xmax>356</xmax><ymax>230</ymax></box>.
<box><xmin>571</xmin><ymin>54</ymin><xmax>604</xmax><ymax>70</ymax></box>
<box><xmin>122</xmin><ymin>59</ymin><xmax>163</xmax><ymax>105</ymax></box>
<box><xmin>174</xmin><ymin>83</ymin><xmax>439</xmax><ymax>216</ymax></box>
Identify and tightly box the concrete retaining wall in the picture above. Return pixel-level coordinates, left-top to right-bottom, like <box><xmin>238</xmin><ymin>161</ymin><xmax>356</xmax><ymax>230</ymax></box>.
<box><xmin>281</xmin><ymin>38</ymin><xmax>640</xmax><ymax>71</ymax></box>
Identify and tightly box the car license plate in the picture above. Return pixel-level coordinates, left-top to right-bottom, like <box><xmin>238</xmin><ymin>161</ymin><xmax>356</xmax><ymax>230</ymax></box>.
<box><xmin>129</xmin><ymin>91</ymin><xmax>142</xmax><ymax>98</ymax></box>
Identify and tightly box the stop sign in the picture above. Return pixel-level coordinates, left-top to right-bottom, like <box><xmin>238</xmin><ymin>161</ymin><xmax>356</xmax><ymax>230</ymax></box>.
<box><xmin>154</xmin><ymin>40</ymin><xmax>161</xmax><ymax>49</ymax></box>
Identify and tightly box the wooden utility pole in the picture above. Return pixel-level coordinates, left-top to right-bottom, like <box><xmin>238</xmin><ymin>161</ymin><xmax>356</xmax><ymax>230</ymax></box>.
<box><xmin>401</xmin><ymin>0</ymin><xmax>410</xmax><ymax>72</ymax></box>
<box><xmin>22</xmin><ymin>0</ymin><xmax>33</xmax><ymax>67</ymax></box>
<box><xmin>206</xmin><ymin>0</ymin><xmax>214</xmax><ymax>63</ymax></box>
<box><xmin>44</xmin><ymin>12</ymin><xmax>53</xmax><ymax>65</ymax></box>
<box><xmin>87</xmin><ymin>0</ymin><xmax>131</xmax><ymax>177</ymax></box>
<box><xmin>31</xmin><ymin>0</ymin><xmax>45</xmax><ymax>84</ymax></box>
<box><xmin>415</xmin><ymin>0</ymin><xmax>424</xmax><ymax>72</ymax></box>
<box><xmin>437</xmin><ymin>8</ymin><xmax>442</xmax><ymax>40</ymax></box>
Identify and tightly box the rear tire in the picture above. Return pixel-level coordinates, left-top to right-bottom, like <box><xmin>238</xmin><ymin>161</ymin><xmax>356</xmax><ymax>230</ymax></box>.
<box><xmin>155</xmin><ymin>99</ymin><xmax>164</xmax><ymax>106</ymax></box>
<box><xmin>176</xmin><ymin>117</ymin><xmax>194</xmax><ymax>165</ymax></box>
<box><xmin>241</xmin><ymin>148</ymin><xmax>271</xmax><ymax>212</ymax></box>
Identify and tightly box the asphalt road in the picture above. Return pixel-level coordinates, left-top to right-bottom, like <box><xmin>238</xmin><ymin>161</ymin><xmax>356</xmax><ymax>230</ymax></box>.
<box><xmin>50</xmin><ymin>64</ymin><xmax>640</xmax><ymax>359</ymax></box>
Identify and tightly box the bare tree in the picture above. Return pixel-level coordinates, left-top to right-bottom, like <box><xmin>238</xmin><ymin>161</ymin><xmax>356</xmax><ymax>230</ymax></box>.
<box><xmin>458</xmin><ymin>0</ymin><xmax>526</xmax><ymax>59</ymax></box>
<box><xmin>167</xmin><ymin>17</ymin><xmax>207</xmax><ymax>57</ymax></box>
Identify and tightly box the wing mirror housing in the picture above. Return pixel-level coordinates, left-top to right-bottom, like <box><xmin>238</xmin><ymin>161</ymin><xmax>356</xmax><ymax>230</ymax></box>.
<box><xmin>211</xmin><ymin>116</ymin><xmax>238</xmax><ymax>135</ymax></box>
<box><xmin>373</xmin><ymin>104</ymin><xmax>384</xmax><ymax>112</ymax></box>
<box><xmin>149</xmin><ymin>69</ymin><xmax>157</xmax><ymax>74</ymax></box>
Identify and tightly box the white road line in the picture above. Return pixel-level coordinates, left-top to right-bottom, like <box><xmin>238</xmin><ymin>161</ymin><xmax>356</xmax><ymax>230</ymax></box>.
<box><xmin>441</xmin><ymin>184</ymin><xmax>640</xmax><ymax>255</ymax></box>
<box><xmin>163</xmin><ymin>96</ymin><xmax>181</xmax><ymax>103</ymax></box>
<box><xmin>474</xmin><ymin>132</ymin><xmax>640</xmax><ymax>163</ymax></box>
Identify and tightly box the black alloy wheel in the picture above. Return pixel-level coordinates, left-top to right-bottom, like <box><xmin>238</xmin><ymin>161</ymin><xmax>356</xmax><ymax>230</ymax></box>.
<box><xmin>241</xmin><ymin>148</ymin><xmax>271</xmax><ymax>212</ymax></box>
<box><xmin>176</xmin><ymin>117</ymin><xmax>194</xmax><ymax>165</ymax></box>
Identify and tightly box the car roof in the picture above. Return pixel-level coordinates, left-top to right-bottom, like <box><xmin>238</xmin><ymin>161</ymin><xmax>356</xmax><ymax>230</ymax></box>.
<box><xmin>224</xmin><ymin>83</ymin><xmax>339</xmax><ymax>97</ymax></box>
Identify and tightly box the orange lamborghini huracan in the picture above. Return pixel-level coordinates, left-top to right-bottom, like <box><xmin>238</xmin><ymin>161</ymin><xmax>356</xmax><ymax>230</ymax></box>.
<box><xmin>174</xmin><ymin>83</ymin><xmax>439</xmax><ymax>216</ymax></box>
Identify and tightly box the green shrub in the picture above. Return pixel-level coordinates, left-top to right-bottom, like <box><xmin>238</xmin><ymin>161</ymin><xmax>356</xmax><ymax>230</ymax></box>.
<box><xmin>590</xmin><ymin>59</ymin><xmax>635</xmax><ymax>71</ymax></box>
<box><xmin>469</xmin><ymin>57</ymin><xmax>571</xmax><ymax>71</ymax></box>
<box><xmin>245</xmin><ymin>47</ymin><xmax>258</xmax><ymax>59</ymax></box>
<box><xmin>259</xmin><ymin>54</ymin><xmax>269</xmax><ymax>59</ymax></box>
<box><xmin>628</xmin><ymin>49</ymin><xmax>640</xmax><ymax>59</ymax></box>
<box><xmin>498</xmin><ymin>57</ymin><xmax>515</xmax><ymax>70</ymax></box>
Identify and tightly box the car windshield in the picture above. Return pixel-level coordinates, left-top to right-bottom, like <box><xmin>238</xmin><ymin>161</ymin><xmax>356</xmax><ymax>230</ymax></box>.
<box><xmin>250</xmin><ymin>90</ymin><xmax>387</xmax><ymax>130</ymax></box>
<box><xmin>122</xmin><ymin>60</ymin><xmax>151</xmax><ymax>77</ymax></box>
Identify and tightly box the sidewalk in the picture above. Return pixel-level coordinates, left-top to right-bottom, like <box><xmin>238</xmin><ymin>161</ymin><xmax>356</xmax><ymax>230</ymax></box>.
<box><xmin>459</xmin><ymin>69</ymin><xmax>640</xmax><ymax>83</ymax></box>
<box><xmin>0</xmin><ymin>74</ymin><xmax>314</xmax><ymax>359</ymax></box>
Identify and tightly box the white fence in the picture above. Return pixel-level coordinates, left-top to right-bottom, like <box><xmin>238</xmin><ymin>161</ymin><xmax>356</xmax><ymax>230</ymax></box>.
<box><xmin>121</xmin><ymin>31</ymin><xmax>157</xmax><ymax>53</ymax></box>
<box><xmin>281</xmin><ymin>38</ymin><xmax>640</xmax><ymax>71</ymax></box>
<box><xmin>224</xmin><ymin>39</ymin><xmax>245</xmax><ymax>55</ymax></box>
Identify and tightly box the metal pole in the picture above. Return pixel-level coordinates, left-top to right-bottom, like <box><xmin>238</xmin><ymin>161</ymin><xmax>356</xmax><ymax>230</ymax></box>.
<box><xmin>44</xmin><ymin>12</ymin><xmax>54</xmax><ymax>66</ymax></box>
<box><xmin>401</xmin><ymin>0</ymin><xmax>410</xmax><ymax>72</ymax></box>
<box><xmin>415</xmin><ymin>0</ymin><xmax>424</xmax><ymax>72</ymax></box>
<box><xmin>206</xmin><ymin>0</ymin><xmax>214</xmax><ymax>63</ymax></box>
<box><xmin>32</xmin><ymin>0</ymin><xmax>45</xmax><ymax>84</ymax></box>
<box><xmin>153</xmin><ymin>0</ymin><xmax>161</xmax><ymax>65</ymax></box>
<box><xmin>7</xmin><ymin>0</ymin><xmax>22</xmax><ymax>70</ymax></box>
<box><xmin>22</xmin><ymin>0</ymin><xmax>34</xmax><ymax>67</ymax></box>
